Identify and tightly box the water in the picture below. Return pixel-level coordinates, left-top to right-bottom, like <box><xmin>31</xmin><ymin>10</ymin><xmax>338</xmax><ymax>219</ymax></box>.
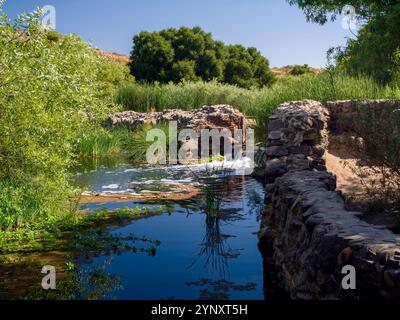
<box><xmin>70</xmin><ymin>163</ymin><xmax>266</xmax><ymax>300</ymax></box>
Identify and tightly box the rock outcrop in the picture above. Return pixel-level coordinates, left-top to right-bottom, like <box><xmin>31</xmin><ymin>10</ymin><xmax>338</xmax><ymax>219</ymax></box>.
<box><xmin>258</xmin><ymin>99</ymin><xmax>400</xmax><ymax>300</ymax></box>
<box><xmin>106</xmin><ymin>105</ymin><xmax>249</xmax><ymax>133</ymax></box>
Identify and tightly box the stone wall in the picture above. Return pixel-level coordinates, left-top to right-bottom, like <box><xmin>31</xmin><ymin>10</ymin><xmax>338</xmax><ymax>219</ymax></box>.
<box><xmin>106</xmin><ymin>105</ymin><xmax>250</xmax><ymax>133</ymax></box>
<box><xmin>327</xmin><ymin>100</ymin><xmax>400</xmax><ymax>150</ymax></box>
<box><xmin>258</xmin><ymin>99</ymin><xmax>400</xmax><ymax>300</ymax></box>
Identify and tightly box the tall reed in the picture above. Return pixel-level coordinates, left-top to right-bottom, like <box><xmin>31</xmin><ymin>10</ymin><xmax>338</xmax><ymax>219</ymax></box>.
<box><xmin>116</xmin><ymin>73</ymin><xmax>400</xmax><ymax>134</ymax></box>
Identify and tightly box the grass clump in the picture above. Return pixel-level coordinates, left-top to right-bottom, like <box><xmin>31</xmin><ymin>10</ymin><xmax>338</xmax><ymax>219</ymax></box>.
<box><xmin>74</xmin><ymin>127</ymin><xmax>132</xmax><ymax>161</ymax></box>
<box><xmin>125</xmin><ymin>122</ymin><xmax>171</xmax><ymax>163</ymax></box>
<box><xmin>73</xmin><ymin>122</ymin><xmax>174</xmax><ymax>164</ymax></box>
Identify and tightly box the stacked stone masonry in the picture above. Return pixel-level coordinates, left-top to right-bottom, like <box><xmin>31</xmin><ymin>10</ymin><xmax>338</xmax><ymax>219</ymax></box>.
<box><xmin>259</xmin><ymin>99</ymin><xmax>400</xmax><ymax>300</ymax></box>
<box><xmin>106</xmin><ymin>105</ymin><xmax>250</xmax><ymax>133</ymax></box>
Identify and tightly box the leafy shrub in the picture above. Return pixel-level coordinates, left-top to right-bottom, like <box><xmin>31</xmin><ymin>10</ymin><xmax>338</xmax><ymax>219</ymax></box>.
<box><xmin>335</xmin><ymin>3</ymin><xmax>400</xmax><ymax>85</ymax></box>
<box><xmin>0</xmin><ymin>5</ymin><xmax>129</xmax><ymax>230</ymax></box>
<box><xmin>290</xmin><ymin>64</ymin><xmax>313</xmax><ymax>76</ymax></box>
<box><xmin>94</xmin><ymin>53</ymin><xmax>134</xmax><ymax>103</ymax></box>
<box><xmin>46</xmin><ymin>31</ymin><xmax>61</xmax><ymax>42</ymax></box>
<box><xmin>289</xmin><ymin>0</ymin><xmax>400</xmax><ymax>85</ymax></box>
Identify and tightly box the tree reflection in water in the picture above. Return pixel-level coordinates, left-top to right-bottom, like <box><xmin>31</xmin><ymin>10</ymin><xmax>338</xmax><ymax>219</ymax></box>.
<box><xmin>186</xmin><ymin>176</ymin><xmax>261</xmax><ymax>299</ymax></box>
<box><xmin>187</xmin><ymin>214</ymin><xmax>231</xmax><ymax>278</ymax></box>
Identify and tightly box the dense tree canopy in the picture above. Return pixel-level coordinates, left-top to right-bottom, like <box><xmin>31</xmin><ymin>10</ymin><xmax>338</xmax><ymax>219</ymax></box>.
<box><xmin>336</xmin><ymin>3</ymin><xmax>400</xmax><ymax>84</ymax></box>
<box><xmin>287</xmin><ymin>0</ymin><xmax>397</xmax><ymax>24</ymax></box>
<box><xmin>130</xmin><ymin>27</ymin><xmax>275</xmax><ymax>89</ymax></box>
<box><xmin>288</xmin><ymin>0</ymin><xmax>400</xmax><ymax>84</ymax></box>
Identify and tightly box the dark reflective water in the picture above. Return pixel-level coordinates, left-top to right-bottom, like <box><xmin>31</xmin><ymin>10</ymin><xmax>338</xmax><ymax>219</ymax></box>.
<box><xmin>73</xmin><ymin>164</ymin><xmax>265</xmax><ymax>300</ymax></box>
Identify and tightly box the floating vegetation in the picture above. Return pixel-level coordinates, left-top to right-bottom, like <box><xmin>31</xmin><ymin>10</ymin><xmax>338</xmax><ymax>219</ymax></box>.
<box><xmin>0</xmin><ymin>206</ymin><xmax>162</xmax><ymax>299</ymax></box>
<box><xmin>26</xmin><ymin>259</ymin><xmax>123</xmax><ymax>300</ymax></box>
<box><xmin>70</xmin><ymin>229</ymin><xmax>160</xmax><ymax>259</ymax></box>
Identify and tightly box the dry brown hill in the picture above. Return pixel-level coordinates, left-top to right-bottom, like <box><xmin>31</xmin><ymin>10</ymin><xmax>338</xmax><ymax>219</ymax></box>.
<box><xmin>95</xmin><ymin>49</ymin><xmax>131</xmax><ymax>65</ymax></box>
<box><xmin>272</xmin><ymin>66</ymin><xmax>323</xmax><ymax>78</ymax></box>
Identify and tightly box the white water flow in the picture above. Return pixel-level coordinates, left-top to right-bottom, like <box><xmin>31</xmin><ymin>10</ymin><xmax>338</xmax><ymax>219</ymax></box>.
<box><xmin>73</xmin><ymin>157</ymin><xmax>254</xmax><ymax>197</ymax></box>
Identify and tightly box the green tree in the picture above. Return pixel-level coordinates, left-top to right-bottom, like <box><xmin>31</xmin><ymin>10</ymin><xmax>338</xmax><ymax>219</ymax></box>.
<box><xmin>171</xmin><ymin>26</ymin><xmax>207</xmax><ymax>61</ymax></box>
<box><xmin>197</xmin><ymin>49</ymin><xmax>223</xmax><ymax>81</ymax></box>
<box><xmin>288</xmin><ymin>0</ymin><xmax>400</xmax><ymax>84</ymax></box>
<box><xmin>129</xmin><ymin>26</ymin><xmax>275</xmax><ymax>88</ymax></box>
<box><xmin>287</xmin><ymin>0</ymin><xmax>396</xmax><ymax>24</ymax></box>
<box><xmin>130</xmin><ymin>32</ymin><xmax>175</xmax><ymax>83</ymax></box>
<box><xmin>335</xmin><ymin>3</ymin><xmax>400</xmax><ymax>84</ymax></box>
<box><xmin>224</xmin><ymin>60</ymin><xmax>253</xmax><ymax>89</ymax></box>
<box><xmin>171</xmin><ymin>60</ymin><xmax>199</xmax><ymax>82</ymax></box>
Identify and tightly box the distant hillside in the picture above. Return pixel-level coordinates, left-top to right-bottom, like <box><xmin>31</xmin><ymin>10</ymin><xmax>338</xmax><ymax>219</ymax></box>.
<box><xmin>272</xmin><ymin>65</ymin><xmax>323</xmax><ymax>78</ymax></box>
<box><xmin>95</xmin><ymin>49</ymin><xmax>131</xmax><ymax>65</ymax></box>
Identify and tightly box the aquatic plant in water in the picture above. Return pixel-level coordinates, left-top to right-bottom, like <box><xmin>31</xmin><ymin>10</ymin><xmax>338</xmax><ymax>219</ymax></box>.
<box><xmin>26</xmin><ymin>259</ymin><xmax>123</xmax><ymax>300</ymax></box>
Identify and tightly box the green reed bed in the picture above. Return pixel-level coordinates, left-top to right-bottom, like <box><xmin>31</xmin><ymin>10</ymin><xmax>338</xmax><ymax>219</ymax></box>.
<box><xmin>116</xmin><ymin>74</ymin><xmax>400</xmax><ymax>133</ymax></box>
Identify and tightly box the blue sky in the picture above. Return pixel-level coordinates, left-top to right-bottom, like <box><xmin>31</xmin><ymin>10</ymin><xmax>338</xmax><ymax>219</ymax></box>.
<box><xmin>4</xmin><ymin>0</ymin><xmax>353</xmax><ymax>67</ymax></box>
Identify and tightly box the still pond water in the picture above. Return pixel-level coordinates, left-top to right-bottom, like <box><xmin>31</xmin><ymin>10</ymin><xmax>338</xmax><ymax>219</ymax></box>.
<box><xmin>72</xmin><ymin>161</ymin><xmax>267</xmax><ymax>300</ymax></box>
